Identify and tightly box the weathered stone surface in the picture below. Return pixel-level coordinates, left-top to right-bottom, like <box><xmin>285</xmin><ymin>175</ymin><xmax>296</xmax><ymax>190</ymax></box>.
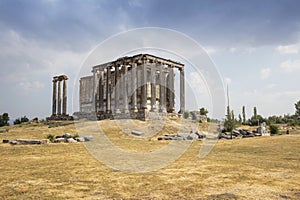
<box><xmin>131</xmin><ymin>130</ymin><xmax>144</xmax><ymax>136</ymax></box>
<box><xmin>62</xmin><ymin>133</ymin><xmax>72</xmax><ymax>138</ymax></box>
<box><xmin>6</xmin><ymin>139</ymin><xmax>48</xmax><ymax>145</ymax></box>
<box><xmin>75</xmin><ymin>137</ymin><xmax>85</xmax><ymax>142</ymax></box>
<box><xmin>83</xmin><ymin>136</ymin><xmax>93</xmax><ymax>141</ymax></box>
<box><xmin>158</xmin><ymin>131</ymin><xmax>206</xmax><ymax>141</ymax></box>
<box><xmin>9</xmin><ymin>140</ymin><xmax>18</xmax><ymax>145</ymax></box>
<box><xmin>53</xmin><ymin>138</ymin><xmax>65</xmax><ymax>143</ymax></box>
<box><xmin>16</xmin><ymin>139</ymin><xmax>42</xmax><ymax>145</ymax></box>
<box><xmin>41</xmin><ymin>139</ymin><xmax>50</xmax><ymax>144</ymax></box>
<box><xmin>66</xmin><ymin>138</ymin><xmax>77</xmax><ymax>143</ymax></box>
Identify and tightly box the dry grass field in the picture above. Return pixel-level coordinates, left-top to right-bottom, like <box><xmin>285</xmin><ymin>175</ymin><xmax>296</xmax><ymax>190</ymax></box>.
<box><xmin>0</xmin><ymin>120</ymin><xmax>299</xmax><ymax>199</ymax></box>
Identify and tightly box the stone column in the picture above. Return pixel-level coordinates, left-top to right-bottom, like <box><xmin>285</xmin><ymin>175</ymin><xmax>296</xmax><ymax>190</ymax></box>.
<box><xmin>179</xmin><ymin>68</ymin><xmax>185</xmax><ymax>114</ymax></box>
<box><xmin>62</xmin><ymin>77</ymin><xmax>68</xmax><ymax>115</ymax></box>
<box><xmin>141</xmin><ymin>60</ymin><xmax>148</xmax><ymax>109</ymax></box>
<box><xmin>122</xmin><ymin>65</ymin><xmax>129</xmax><ymax>113</ymax></box>
<box><xmin>150</xmin><ymin>63</ymin><xmax>157</xmax><ymax>111</ymax></box>
<box><xmin>168</xmin><ymin>67</ymin><xmax>175</xmax><ymax>113</ymax></box>
<box><xmin>159</xmin><ymin>64</ymin><xmax>166</xmax><ymax>112</ymax></box>
<box><xmin>57</xmin><ymin>79</ymin><xmax>62</xmax><ymax>115</ymax></box>
<box><xmin>114</xmin><ymin>65</ymin><xmax>121</xmax><ymax>113</ymax></box>
<box><xmin>106</xmin><ymin>66</ymin><xmax>111</xmax><ymax>113</ymax></box>
<box><xmin>52</xmin><ymin>78</ymin><xmax>57</xmax><ymax>116</ymax></box>
<box><xmin>99</xmin><ymin>70</ymin><xmax>104</xmax><ymax>113</ymax></box>
<box><xmin>131</xmin><ymin>63</ymin><xmax>138</xmax><ymax>112</ymax></box>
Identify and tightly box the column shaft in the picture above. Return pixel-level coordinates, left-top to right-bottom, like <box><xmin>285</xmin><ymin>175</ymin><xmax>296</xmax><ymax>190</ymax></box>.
<box><xmin>131</xmin><ymin>63</ymin><xmax>138</xmax><ymax>112</ymax></box>
<box><xmin>150</xmin><ymin>64</ymin><xmax>156</xmax><ymax>111</ymax></box>
<box><xmin>168</xmin><ymin>67</ymin><xmax>175</xmax><ymax>113</ymax></box>
<box><xmin>99</xmin><ymin>71</ymin><xmax>104</xmax><ymax>112</ymax></box>
<box><xmin>52</xmin><ymin>80</ymin><xmax>57</xmax><ymax>115</ymax></box>
<box><xmin>179</xmin><ymin>69</ymin><xmax>185</xmax><ymax>113</ymax></box>
<box><xmin>114</xmin><ymin>65</ymin><xmax>120</xmax><ymax>113</ymax></box>
<box><xmin>159</xmin><ymin>65</ymin><xmax>166</xmax><ymax>112</ymax></box>
<box><xmin>141</xmin><ymin>62</ymin><xmax>148</xmax><ymax>109</ymax></box>
<box><xmin>106</xmin><ymin>67</ymin><xmax>111</xmax><ymax>113</ymax></box>
<box><xmin>123</xmin><ymin>65</ymin><xmax>129</xmax><ymax>113</ymax></box>
<box><xmin>57</xmin><ymin>80</ymin><xmax>62</xmax><ymax>115</ymax></box>
<box><xmin>62</xmin><ymin>79</ymin><xmax>67</xmax><ymax>115</ymax></box>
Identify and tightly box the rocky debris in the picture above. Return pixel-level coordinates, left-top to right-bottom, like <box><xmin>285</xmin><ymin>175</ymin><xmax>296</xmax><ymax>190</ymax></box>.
<box><xmin>83</xmin><ymin>136</ymin><xmax>93</xmax><ymax>141</ymax></box>
<box><xmin>158</xmin><ymin>130</ymin><xmax>206</xmax><ymax>141</ymax></box>
<box><xmin>66</xmin><ymin>138</ymin><xmax>77</xmax><ymax>143</ymax></box>
<box><xmin>53</xmin><ymin>138</ymin><xmax>65</xmax><ymax>143</ymax></box>
<box><xmin>75</xmin><ymin>137</ymin><xmax>85</xmax><ymax>142</ymax></box>
<box><xmin>219</xmin><ymin>127</ymin><xmax>269</xmax><ymax>140</ymax></box>
<box><xmin>0</xmin><ymin>129</ymin><xmax>7</xmax><ymax>133</ymax></box>
<box><xmin>131</xmin><ymin>130</ymin><xmax>144</xmax><ymax>136</ymax></box>
<box><xmin>53</xmin><ymin>134</ymin><xmax>93</xmax><ymax>143</ymax></box>
<box><xmin>4</xmin><ymin>139</ymin><xmax>50</xmax><ymax>145</ymax></box>
<box><xmin>3</xmin><ymin>134</ymin><xmax>93</xmax><ymax>145</ymax></box>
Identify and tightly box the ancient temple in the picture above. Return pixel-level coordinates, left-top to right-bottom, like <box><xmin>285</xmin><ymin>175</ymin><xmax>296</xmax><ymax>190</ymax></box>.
<box><xmin>48</xmin><ymin>75</ymin><xmax>73</xmax><ymax>120</ymax></box>
<box><xmin>78</xmin><ymin>54</ymin><xmax>185</xmax><ymax>120</ymax></box>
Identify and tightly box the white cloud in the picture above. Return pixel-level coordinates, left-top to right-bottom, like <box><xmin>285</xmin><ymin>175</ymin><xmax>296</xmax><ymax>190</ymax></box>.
<box><xmin>229</xmin><ymin>47</ymin><xmax>237</xmax><ymax>53</ymax></box>
<box><xmin>204</xmin><ymin>47</ymin><xmax>217</xmax><ymax>55</ymax></box>
<box><xmin>18</xmin><ymin>81</ymin><xmax>45</xmax><ymax>91</ymax></box>
<box><xmin>280</xmin><ymin>59</ymin><xmax>300</xmax><ymax>72</ymax></box>
<box><xmin>276</xmin><ymin>44</ymin><xmax>300</xmax><ymax>54</ymax></box>
<box><xmin>260</xmin><ymin>67</ymin><xmax>271</xmax><ymax>79</ymax></box>
<box><xmin>266</xmin><ymin>83</ymin><xmax>277</xmax><ymax>89</ymax></box>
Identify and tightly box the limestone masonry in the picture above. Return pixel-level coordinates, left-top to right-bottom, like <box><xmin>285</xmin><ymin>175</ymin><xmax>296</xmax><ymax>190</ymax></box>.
<box><xmin>77</xmin><ymin>54</ymin><xmax>185</xmax><ymax>120</ymax></box>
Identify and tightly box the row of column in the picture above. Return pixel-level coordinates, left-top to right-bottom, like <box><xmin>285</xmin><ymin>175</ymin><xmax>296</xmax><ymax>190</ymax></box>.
<box><xmin>94</xmin><ymin>61</ymin><xmax>185</xmax><ymax>114</ymax></box>
<box><xmin>52</xmin><ymin>75</ymin><xmax>68</xmax><ymax>116</ymax></box>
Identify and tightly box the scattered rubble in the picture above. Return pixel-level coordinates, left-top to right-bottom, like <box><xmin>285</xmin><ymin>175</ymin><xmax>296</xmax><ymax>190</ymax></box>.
<box><xmin>131</xmin><ymin>130</ymin><xmax>144</xmax><ymax>136</ymax></box>
<box><xmin>158</xmin><ymin>130</ymin><xmax>206</xmax><ymax>141</ymax></box>
<box><xmin>3</xmin><ymin>139</ymin><xmax>49</xmax><ymax>145</ymax></box>
<box><xmin>3</xmin><ymin>133</ymin><xmax>93</xmax><ymax>145</ymax></box>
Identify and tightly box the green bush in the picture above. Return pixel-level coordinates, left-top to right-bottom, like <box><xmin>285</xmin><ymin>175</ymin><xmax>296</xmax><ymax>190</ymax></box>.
<box><xmin>72</xmin><ymin>133</ymin><xmax>80</xmax><ymax>139</ymax></box>
<box><xmin>183</xmin><ymin>111</ymin><xmax>189</xmax><ymax>119</ymax></box>
<box><xmin>269</xmin><ymin>124</ymin><xmax>279</xmax><ymax>135</ymax></box>
<box><xmin>46</xmin><ymin>134</ymin><xmax>55</xmax><ymax>142</ymax></box>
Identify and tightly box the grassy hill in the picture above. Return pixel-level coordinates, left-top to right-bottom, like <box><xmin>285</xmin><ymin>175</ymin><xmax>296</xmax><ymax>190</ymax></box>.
<box><xmin>0</xmin><ymin>120</ymin><xmax>299</xmax><ymax>199</ymax></box>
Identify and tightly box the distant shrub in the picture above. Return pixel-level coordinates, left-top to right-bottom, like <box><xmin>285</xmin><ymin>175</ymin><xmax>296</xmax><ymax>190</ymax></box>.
<box><xmin>72</xmin><ymin>133</ymin><xmax>80</xmax><ymax>139</ymax></box>
<box><xmin>183</xmin><ymin>111</ymin><xmax>189</xmax><ymax>119</ymax></box>
<box><xmin>13</xmin><ymin>118</ymin><xmax>21</xmax><ymax>125</ymax></box>
<box><xmin>269</xmin><ymin>124</ymin><xmax>279</xmax><ymax>135</ymax></box>
<box><xmin>14</xmin><ymin>116</ymin><xmax>29</xmax><ymax>125</ymax></box>
<box><xmin>46</xmin><ymin>134</ymin><xmax>55</xmax><ymax>142</ymax></box>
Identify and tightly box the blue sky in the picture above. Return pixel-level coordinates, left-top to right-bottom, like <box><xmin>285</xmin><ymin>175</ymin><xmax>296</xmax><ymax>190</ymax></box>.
<box><xmin>0</xmin><ymin>0</ymin><xmax>300</xmax><ymax>120</ymax></box>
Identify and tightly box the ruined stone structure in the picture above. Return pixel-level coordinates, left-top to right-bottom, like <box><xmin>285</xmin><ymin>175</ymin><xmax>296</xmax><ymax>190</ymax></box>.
<box><xmin>48</xmin><ymin>75</ymin><xmax>73</xmax><ymax>120</ymax></box>
<box><xmin>77</xmin><ymin>54</ymin><xmax>185</xmax><ymax>120</ymax></box>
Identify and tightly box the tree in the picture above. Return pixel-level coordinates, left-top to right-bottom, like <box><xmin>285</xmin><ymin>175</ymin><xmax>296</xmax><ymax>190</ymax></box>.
<box><xmin>238</xmin><ymin>114</ymin><xmax>242</xmax><ymax>124</ymax></box>
<box><xmin>0</xmin><ymin>113</ymin><xmax>10</xmax><ymax>127</ymax></box>
<box><xmin>13</xmin><ymin>116</ymin><xmax>29</xmax><ymax>125</ymax></box>
<box><xmin>21</xmin><ymin>116</ymin><xmax>29</xmax><ymax>123</ymax></box>
<box><xmin>14</xmin><ymin>118</ymin><xmax>21</xmax><ymax>125</ymax></box>
<box><xmin>295</xmin><ymin>100</ymin><xmax>300</xmax><ymax>119</ymax></box>
<box><xmin>269</xmin><ymin>124</ymin><xmax>279</xmax><ymax>135</ymax></box>
<box><xmin>224</xmin><ymin>106</ymin><xmax>236</xmax><ymax>134</ymax></box>
<box><xmin>254</xmin><ymin>107</ymin><xmax>257</xmax><ymax>120</ymax></box>
<box><xmin>199</xmin><ymin>107</ymin><xmax>208</xmax><ymax>116</ymax></box>
<box><xmin>242</xmin><ymin>106</ymin><xmax>246</xmax><ymax>124</ymax></box>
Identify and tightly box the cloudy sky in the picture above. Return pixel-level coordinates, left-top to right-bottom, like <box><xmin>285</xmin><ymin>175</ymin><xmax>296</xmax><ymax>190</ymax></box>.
<box><xmin>0</xmin><ymin>0</ymin><xmax>300</xmax><ymax>120</ymax></box>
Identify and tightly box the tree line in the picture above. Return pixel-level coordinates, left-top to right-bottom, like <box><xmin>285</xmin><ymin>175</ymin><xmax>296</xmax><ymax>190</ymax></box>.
<box><xmin>0</xmin><ymin>113</ymin><xmax>29</xmax><ymax>127</ymax></box>
<box><xmin>224</xmin><ymin>100</ymin><xmax>300</xmax><ymax>132</ymax></box>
